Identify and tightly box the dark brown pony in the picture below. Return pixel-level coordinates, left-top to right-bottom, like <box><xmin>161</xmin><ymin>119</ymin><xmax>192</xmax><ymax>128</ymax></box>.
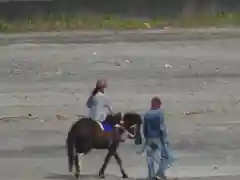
<box><xmin>66</xmin><ymin>112</ymin><xmax>142</xmax><ymax>179</ymax></box>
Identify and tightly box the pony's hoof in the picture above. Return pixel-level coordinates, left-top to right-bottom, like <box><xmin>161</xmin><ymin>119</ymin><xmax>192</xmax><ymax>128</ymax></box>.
<box><xmin>75</xmin><ymin>172</ymin><xmax>80</xmax><ymax>179</ymax></box>
<box><xmin>98</xmin><ymin>172</ymin><xmax>105</xmax><ymax>179</ymax></box>
<box><xmin>122</xmin><ymin>174</ymin><xmax>129</xmax><ymax>179</ymax></box>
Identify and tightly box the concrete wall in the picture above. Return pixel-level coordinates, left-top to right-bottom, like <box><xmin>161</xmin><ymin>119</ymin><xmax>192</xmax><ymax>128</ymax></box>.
<box><xmin>0</xmin><ymin>0</ymin><xmax>239</xmax><ymax>19</ymax></box>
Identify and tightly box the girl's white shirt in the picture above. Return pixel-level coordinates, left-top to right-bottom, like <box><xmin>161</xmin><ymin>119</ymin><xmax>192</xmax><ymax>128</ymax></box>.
<box><xmin>88</xmin><ymin>92</ymin><xmax>112</xmax><ymax>122</ymax></box>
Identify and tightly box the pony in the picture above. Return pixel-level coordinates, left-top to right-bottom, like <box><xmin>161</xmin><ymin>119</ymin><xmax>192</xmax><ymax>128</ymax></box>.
<box><xmin>66</xmin><ymin>112</ymin><xmax>142</xmax><ymax>179</ymax></box>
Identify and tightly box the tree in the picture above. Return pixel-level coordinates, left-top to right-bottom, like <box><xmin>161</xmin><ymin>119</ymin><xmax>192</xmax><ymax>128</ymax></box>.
<box><xmin>182</xmin><ymin>0</ymin><xmax>206</xmax><ymax>16</ymax></box>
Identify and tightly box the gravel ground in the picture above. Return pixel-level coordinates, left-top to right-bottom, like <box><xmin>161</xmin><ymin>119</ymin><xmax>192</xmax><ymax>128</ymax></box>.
<box><xmin>0</xmin><ymin>29</ymin><xmax>240</xmax><ymax>180</ymax></box>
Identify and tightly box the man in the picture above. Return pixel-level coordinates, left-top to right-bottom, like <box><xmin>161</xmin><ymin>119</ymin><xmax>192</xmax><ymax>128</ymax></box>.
<box><xmin>142</xmin><ymin>97</ymin><xmax>173</xmax><ymax>180</ymax></box>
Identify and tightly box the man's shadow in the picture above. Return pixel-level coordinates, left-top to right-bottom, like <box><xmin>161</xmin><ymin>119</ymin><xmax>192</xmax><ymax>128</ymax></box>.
<box><xmin>44</xmin><ymin>173</ymin><xmax>145</xmax><ymax>180</ymax></box>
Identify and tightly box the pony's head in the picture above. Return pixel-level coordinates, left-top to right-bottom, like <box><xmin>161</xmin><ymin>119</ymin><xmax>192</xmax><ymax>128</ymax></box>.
<box><xmin>121</xmin><ymin>112</ymin><xmax>142</xmax><ymax>145</ymax></box>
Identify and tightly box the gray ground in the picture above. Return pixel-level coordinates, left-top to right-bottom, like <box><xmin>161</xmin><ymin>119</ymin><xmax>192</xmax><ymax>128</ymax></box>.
<box><xmin>0</xmin><ymin>28</ymin><xmax>240</xmax><ymax>180</ymax></box>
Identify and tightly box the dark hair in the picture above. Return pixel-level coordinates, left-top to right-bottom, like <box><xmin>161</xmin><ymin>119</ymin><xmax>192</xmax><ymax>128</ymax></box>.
<box><xmin>91</xmin><ymin>87</ymin><xmax>100</xmax><ymax>97</ymax></box>
<box><xmin>151</xmin><ymin>96</ymin><xmax>162</xmax><ymax>104</ymax></box>
<box><xmin>86</xmin><ymin>87</ymin><xmax>100</xmax><ymax>108</ymax></box>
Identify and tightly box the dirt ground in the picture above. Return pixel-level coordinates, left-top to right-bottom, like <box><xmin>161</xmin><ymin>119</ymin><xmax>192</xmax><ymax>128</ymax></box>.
<box><xmin>0</xmin><ymin>29</ymin><xmax>240</xmax><ymax>180</ymax></box>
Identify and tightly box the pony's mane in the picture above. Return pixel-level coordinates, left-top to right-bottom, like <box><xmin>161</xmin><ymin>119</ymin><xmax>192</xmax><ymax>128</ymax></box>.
<box><xmin>123</xmin><ymin>112</ymin><xmax>142</xmax><ymax>124</ymax></box>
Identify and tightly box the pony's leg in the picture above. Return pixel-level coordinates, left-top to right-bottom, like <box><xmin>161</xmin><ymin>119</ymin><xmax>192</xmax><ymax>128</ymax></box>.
<box><xmin>74</xmin><ymin>154</ymin><xmax>80</xmax><ymax>179</ymax></box>
<box><xmin>99</xmin><ymin>130</ymin><xmax>120</xmax><ymax>178</ymax></box>
<box><xmin>98</xmin><ymin>150</ymin><xmax>115</xmax><ymax>178</ymax></box>
<box><xmin>114</xmin><ymin>152</ymin><xmax>128</xmax><ymax>178</ymax></box>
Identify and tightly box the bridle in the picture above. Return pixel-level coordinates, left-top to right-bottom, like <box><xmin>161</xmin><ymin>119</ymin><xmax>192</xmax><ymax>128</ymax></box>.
<box><xmin>114</xmin><ymin>123</ymin><xmax>137</xmax><ymax>138</ymax></box>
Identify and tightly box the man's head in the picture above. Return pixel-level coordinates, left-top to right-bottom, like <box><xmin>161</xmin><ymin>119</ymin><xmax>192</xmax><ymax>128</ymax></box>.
<box><xmin>151</xmin><ymin>96</ymin><xmax>162</xmax><ymax>110</ymax></box>
<box><xmin>96</xmin><ymin>79</ymin><xmax>108</xmax><ymax>89</ymax></box>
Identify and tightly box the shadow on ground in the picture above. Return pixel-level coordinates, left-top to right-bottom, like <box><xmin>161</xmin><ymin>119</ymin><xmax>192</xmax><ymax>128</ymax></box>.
<box><xmin>45</xmin><ymin>173</ymin><xmax>140</xmax><ymax>180</ymax></box>
<box><xmin>44</xmin><ymin>173</ymin><xmax>240</xmax><ymax>180</ymax></box>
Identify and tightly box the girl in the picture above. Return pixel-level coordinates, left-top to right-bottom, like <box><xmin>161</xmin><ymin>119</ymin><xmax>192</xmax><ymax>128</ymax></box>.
<box><xmin>86</xmin><ymin>79</ymin><xmax>114</xmax><ymax>122</ymax></box>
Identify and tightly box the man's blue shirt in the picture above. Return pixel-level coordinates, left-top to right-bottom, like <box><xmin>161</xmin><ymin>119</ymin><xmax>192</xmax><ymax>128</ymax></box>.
<box><xmin>143</xmin><ymin>108</ymin><xmax>166</xmax><ymax>139</ymax></box>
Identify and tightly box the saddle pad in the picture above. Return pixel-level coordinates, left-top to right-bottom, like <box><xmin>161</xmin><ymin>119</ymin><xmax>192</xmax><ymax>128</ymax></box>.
<box><xmin>96</xmin><ymin>121</ymin><xmax>113</xmax><ymax>132</ymax></box>
<box><xmin>102</xmin><ymin>122</ymin><xmax>113</xmax><ymax>132</ymax></box>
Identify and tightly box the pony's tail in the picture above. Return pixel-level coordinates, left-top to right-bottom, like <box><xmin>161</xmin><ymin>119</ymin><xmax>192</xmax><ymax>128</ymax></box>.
<box><xmin>66</xmin><ymin>131</ymin><xmax>74</xmax><ymax>172</ymax></box>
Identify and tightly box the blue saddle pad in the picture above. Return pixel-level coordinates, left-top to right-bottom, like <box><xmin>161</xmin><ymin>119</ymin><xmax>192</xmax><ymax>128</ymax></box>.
<box><xmin>101</xmin><ymin>121</ymin><xmax>113</xmax><ymax>132</ymax></box>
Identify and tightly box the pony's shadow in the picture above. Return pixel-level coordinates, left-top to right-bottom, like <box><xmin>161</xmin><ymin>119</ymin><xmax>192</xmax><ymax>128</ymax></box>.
<box><xmin>44</xmin><ymin>173</ymin><xmax>143</xmax><ymax>180</ymax></box>
<box><xmin>45</xmin><ymin>173</ymin><xmax>73</xmax><ymax>180</ymax></box>
<box><xmin>45</xmin><ymin>173</ymin><xmax>100</xmax><ymax>180</ymax></box>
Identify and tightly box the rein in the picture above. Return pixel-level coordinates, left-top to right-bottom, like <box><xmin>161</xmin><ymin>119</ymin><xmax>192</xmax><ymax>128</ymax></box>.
<box><xmin>114</xmin><ymin>124</ymin><xmax>136</xmax><ymax>138</ymax></box>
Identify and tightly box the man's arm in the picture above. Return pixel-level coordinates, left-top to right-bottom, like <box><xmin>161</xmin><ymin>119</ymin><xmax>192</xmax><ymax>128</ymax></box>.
<box><xmin>159</xmin><ymin>111</ymin><xmax>168</xmax><ymax>142</ymax></box>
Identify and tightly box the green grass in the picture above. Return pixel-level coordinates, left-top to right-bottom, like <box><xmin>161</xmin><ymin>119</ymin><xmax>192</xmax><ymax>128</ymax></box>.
<box><xmin>0</xmin><ymin>12</ymin><xmax>240</xmax><ymax>32</ymax></box>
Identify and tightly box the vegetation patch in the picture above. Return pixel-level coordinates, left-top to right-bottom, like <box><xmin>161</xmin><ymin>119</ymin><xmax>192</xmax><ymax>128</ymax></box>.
<box><xmin>0</xmin><ymin>13</ymin><xmax>240</xmax><ymax>32</ymax></box>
